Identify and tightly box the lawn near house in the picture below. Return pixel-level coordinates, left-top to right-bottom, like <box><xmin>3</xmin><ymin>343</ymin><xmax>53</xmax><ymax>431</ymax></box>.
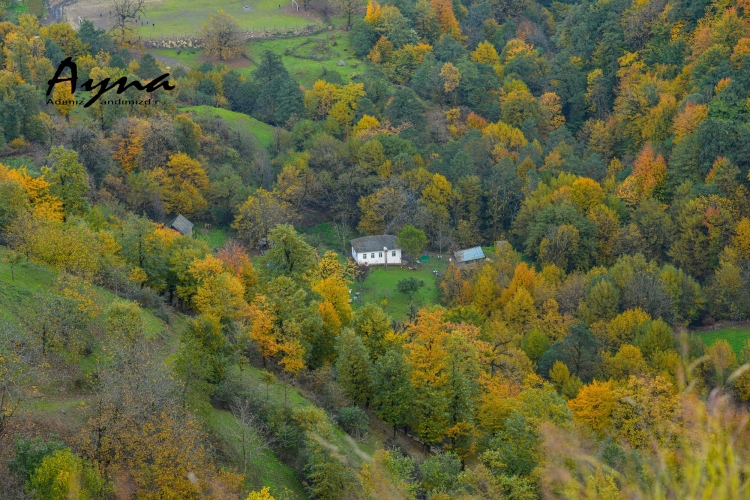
<box><xmin>351</xmin><ymin>254</ymin><xmax>451</xmax><ymax>320</ymax></box>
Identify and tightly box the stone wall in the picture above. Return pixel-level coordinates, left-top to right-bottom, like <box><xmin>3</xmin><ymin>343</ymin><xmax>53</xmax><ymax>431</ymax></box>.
<box><xmin>143</xmin><ymin>25</ymin><xmax>328</xmax><ymax>49</ymax></box>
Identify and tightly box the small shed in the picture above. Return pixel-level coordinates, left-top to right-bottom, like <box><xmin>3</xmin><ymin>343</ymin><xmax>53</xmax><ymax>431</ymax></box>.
<box><xmin>453</xmin><ymin>246</ymin><xmax>485</xmax><ymax>267</ymax></box>
<box><xmin>167</xmin><ymin>214</ymin><xmax>194</xmax><ymax>236</ymax></box>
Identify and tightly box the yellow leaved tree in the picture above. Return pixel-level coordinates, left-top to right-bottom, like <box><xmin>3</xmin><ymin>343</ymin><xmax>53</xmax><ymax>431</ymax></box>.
<box><xmin>151</xmin><ymin>153</ymin><xmax>209</xmax><ymax>217</ymax></box>
<box><xmin>201</xmin><ymin>10</ymin><xmax>244</xmax><ymax>60</ymax></box>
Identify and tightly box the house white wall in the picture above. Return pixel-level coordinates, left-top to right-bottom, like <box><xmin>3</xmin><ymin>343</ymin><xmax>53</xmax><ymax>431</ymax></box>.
<box><xmin>352</xmin><ymin>248</ymin><xmax>402</xmax><ymax>265</ymax></box>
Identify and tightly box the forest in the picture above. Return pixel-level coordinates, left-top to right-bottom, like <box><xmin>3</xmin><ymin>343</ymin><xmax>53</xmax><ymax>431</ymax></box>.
<box><xmin>1</xmin><ymin>0</ymin><xmax>750</xmax><ymax>497</ymax></box>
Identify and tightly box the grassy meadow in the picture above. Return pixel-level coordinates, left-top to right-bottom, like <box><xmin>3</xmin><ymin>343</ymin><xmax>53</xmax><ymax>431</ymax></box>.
<box><xmin>351</xmin><ymin>256</ymin><xmax>451</xmax><ymax>320</ymax></box>
<box><xmin>0</xmin><ymin>247</ymin><xmax>167</xmax><ymax>337</ymax></box>
<box><xmin>124</xmin><ymin>0</ymin><xmax>317</xmax><ymax>38</ymax></box>
<box><xmin>179</xmin><ymin>105</ymin><xmax>277</xmax><ymax>147</ymax></box>
<box><xmin>699</xmin><ymin>327</ymin><xmax>750</xmax><ymax>356</ymax></box>
<box><xmin>150</xmin><ymin>29</ymin><xmax>359</xmax><ymax>89</ymax></box>
<box><xmin>248</xmin><ymin>31</ymin><xmax>361</xmax><ymax>87</ymax></box>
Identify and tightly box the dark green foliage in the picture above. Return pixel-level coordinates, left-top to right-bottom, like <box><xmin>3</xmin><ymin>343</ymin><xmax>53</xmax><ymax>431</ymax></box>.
<box><xmin>65</xmin><ymin>125</ymin><xmax>111</xmax><ymax>185</ymax></box>
<box><xmin>254</xmin><ymin>51</ymin><xmax>288</xmax><ymax>85</ymax></box>
<box><xmin>109</xmin><ymin>52</ymin><xmax>126</xmax><ymax>69</ymax></box>
<box><xmin>397</xmin><ymin>277</ymin><xmax>424</xmax><ymax>301</ymax></box>
<box><xmin>137</xmin><ymin>54</ymin><xmax>162</xmax><ymax>80</ymax></box>
<box><xmin>261</xmin><ymin>224</ymin><xmax>318</xmax><ymax>281</ymax></box>
<box><xmin>338</xmin><ymin>406</ymin><xmax>369</xmax><ymax>438</ymax></box>
<box><xmin>335</xmin><ymin>330</ymin><xmax>373</xmax><ymax>406</ymax></box>
<box><xmin>521</xmin><ymin>328</ymin><xmax>551</xmax><ymax>363</ymax></box>
<box><xmin>370</xmin><ymin>349</ymin><xmax>414</xmax><ymax>433</ymax></box>
<box><xmin>197</xmin><ymin>77</ymin><xmax>218</xmax><ymax>96</ymax></box>
<box><xmin>8</xmin><ymin>436</ymin><xmax>66</xmax><ymax>484</ymax></box>
<box><xmin>385</xmin><ymin>87</ymin><xmax>425</xmax><ymax>129</ymax></box>
<box><xmin>43</xmin><ymin>39</ymin><xmax>65</xmax><ymax>67</ymax></box>
<box><xmin>0</xmin><ymin>100</ymin><xmax>21</xmax><ymax>141</ymax></box>
<box><xmin>433</xmin><ymin>35</ymin><xmax>467</xmax><ymax>62</ymax></box>
<box><xmin>350</xmin><ymin>21</ymin><xmax>379</xmax><ymax>57</ymax></box>
<box><xmin>484</xmin><ymin>413</ymin><xmax>539</xmax><ymax>476</ymax></box>
<box><xmin>223</xmin><ymin>71</ymin><xmax>259</xmax><ymax>115</ymax></box>
<box><xmin>537</xmin><ymin>323</ymin><xmax>601</xmax><ymax>382</ymax></box>
<box><xmin>78</xmin><ymin>20</ymin><xmax>114</xmax><ymax>55</ymax></box>
<box><xmin>303</xmin><ymin>440</ymin><xmax>354</xmax><ymax>500</ymax></box>
<box><xmin>419</xmin><ymin>452</ymin><xmax>462</xmax><ymax>494</ymax></box>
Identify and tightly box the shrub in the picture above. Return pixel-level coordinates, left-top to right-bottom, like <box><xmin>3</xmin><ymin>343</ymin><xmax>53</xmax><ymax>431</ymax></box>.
<box><xmin>8</xmin><ymin>435</ymin><xmax>66</xmax><ymax>484</ymax></box>
<box><xmin>338</xmin><ymin>406</ymin><xmax>369</xmax><ymax>440</ymax></box>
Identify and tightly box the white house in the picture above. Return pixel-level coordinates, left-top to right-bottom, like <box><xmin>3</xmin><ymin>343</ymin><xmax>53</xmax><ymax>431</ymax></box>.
<box><xmin>350</xmin><ymin>235</ymin><xmax>402</xmax><ymax>266</ymax></box>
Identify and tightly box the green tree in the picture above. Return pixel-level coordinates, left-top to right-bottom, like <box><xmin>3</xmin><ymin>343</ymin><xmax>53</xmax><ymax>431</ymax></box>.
<box><xmin>303</xmin><ymin>439</ymin><xmax>354</xmax><ymax>500</ymax></box>
<box><xmin>634</xmin><ymin>319</ymin><xmax>675</xmax><ymax>362</ymax></box>
<box><xmin>397</xmin><ymin>224</ymin><xmax>428</xmax><ymax>262</ymax></box>
<box><xmin>538</xmin><ymin>323</ymin><xmax>601</xmax><ymax>383</ymax></box>
<box><xmin>335</xmin><ymin>329</ymin><xmax>373</xmax><ymax>406</ymax></box>
<box><xmin>174</xmin><ymin>114</ymin><xmax>202</xmax><ymax>158</ymax></box>
<box><xmin>338</xmin><ymin>0</ymin><xmax>365</xmax><ymax>27</ymax></box>
<box><xmin>136</xmin><ymin>53</ymin><xmax>161</xmax><ymax>79</ymax></box>
<box><xmin>352</xmin><ymin>303</ymin><xmax>393</xmax><ymax>361</ymax></box>
<box><xmin>521</xmin><ymin>328</ymin><xmax>551</xmax><ymax>364</ymax></box>
<box><xmin>0</xmin><ymin>181</ymin><xmax>30</xmax><ymax>234</ymax></box>
<box><xmin>106</xmin><ymin>300</ymin><xmax>144</xmax><ymax>342</ymax></box>
<box><xmin>370</xmin><ymin>349</ymin><xmax>414</xmax><ymax>436</ymax></box>
<box><xmin>25</xmin><ymin>292</ymin><xmax>88</xmax><ymax>358</ymax></box>
<box><xmin>43</xmin><ymin>147</ymin><xmax>90</xmax><ymax>221</ymax></box>
<box><xmin>482</xmin><ymin>385</ymin><xmax>570</xmax><ymax>477</ymax></box>
<box><xmin>28</xmin><ymin>449</ymin><xmax>109</xmax><ymax>500</ymax></box>
<box><xmin>397</xmin><ymin>277</ymin><xmax>424</xmax><ymax>303</ymax></box>
<box><xmin>200</xmin><ymin>10</ymin><xmax>244</xmax><ymax>60</ymax></box>
<box><xmin>174</xmin><ymin>315</ymin><xmax>234</xmax><ymax>410</ymax></box>
<box><xmin>260</xmin><ymin>224</ymin><xmax>318</xmax><ymax>282</ymax></box>
<box><xmin>233</xmin><ymin>190</ymin><xmax>298</xmax><ymax>249</ymax></box>
<box><xmin>419</xmin><ymin>452</ymin><xmax>462</xmax><ymax>494</ymax></box>
<box><xmin>8</xmin><ymin>436</ymin><xmax>66</xmax><ymax>485</ymax></box>
<box><xmin>253</xmin><ymin>52</ymin><xmax>303</xmax><ymax>125</ymax></box>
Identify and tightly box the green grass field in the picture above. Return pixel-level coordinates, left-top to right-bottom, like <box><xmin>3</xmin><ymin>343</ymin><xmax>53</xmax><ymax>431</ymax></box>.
<box><xmin>135</xmin><ymin>0</ymin><xmax>320</xmax><ymax>38</ymax></box>
<box><xmin>179</xmin><ymin>105</ymin><xmax>276</xmax><ymax>147</ymax></box>
<box><xmin>699</xmin><ymin>327</ymin><xmax>750</xmax><ymax>356</ymax></box>
<box><xmin>150</xmin><ymin>47</ymin><xmax>203</xmax><ymax>68</ymax></box>
<box><xmin>353</xmin><ymin>256</ymin><xmax>450</xmax><ymax>320</ymax></box>
<box><xmin>249</xmin><ymin>31</ymin><xmax>361</xmax><ymax>87</ymax></box>
<box><xmin>150</xmin><ymin>29</ymin><xmax>359</xmax><ymax>89</ymax></box>
<box><xmin>194</xmin><ymin>227</ymin><xmax>229</xmax><ymax>249</ymax></box>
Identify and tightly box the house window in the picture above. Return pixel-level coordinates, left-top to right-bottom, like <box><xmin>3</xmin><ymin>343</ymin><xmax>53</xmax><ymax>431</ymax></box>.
<box><xmin>392</xmin><ymin>251</ymin><xmax>396</xmax><ymax>257</ymax></box>
<box><xmin>371</xmin><ymin>253</ymin><xmax>375</xmax><ymax>258</ymax></box>
<box><xmin>362</xmin><ymin>254</ymin><xmax>366</xmax><ymax>259</ymax></box>
<box><xmin>379</xmin><ymin>252</ymin><xmax>383</xmax><ymax>257</ymax></box>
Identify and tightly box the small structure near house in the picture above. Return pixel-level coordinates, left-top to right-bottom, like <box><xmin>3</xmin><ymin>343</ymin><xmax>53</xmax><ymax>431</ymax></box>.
<box><xmin>350</xmin><ymin>235</ymin><xmax>402</xmax><ymax>266</ymax></box>
<box><xmin>337</xmin><ymin>60</ymin><xmax>347</xmax><ymax>66</ymax></box>
<box><xmin>453</xmin><ymin>246</ymin><xmax>485</xmax><ymax>268</ymax></box>
<box><xmin>167</xmin><ymin>214</ymin><xmax>194</xmax><ymax>236</ymax></box>
<box><xmin>495</xmin><ymin>240</ymin><xmax>511</xmax><ymax>252</ymax></box>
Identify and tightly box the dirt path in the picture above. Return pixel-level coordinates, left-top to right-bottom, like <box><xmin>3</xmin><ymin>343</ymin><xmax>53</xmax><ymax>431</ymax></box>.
<box><xmin>151</xmin><ymin>53</ymin><xmax>191</xmax><ymax>70</ymax></box>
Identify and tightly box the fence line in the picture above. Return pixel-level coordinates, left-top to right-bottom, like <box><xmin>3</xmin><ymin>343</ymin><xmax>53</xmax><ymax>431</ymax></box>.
<box><xmin>142</xmin><ymin>24</ymin><xmax>328</xmax><ymax>49</ymax></box>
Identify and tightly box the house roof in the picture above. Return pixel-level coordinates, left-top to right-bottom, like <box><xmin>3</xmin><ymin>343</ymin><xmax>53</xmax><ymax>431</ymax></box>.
<box><xmin>350</xmin><ymin>235</ymin><xmax>400</xmax><ymax>253</ymax></box>
<box><xmin>167</xmin><ymin>214</ymin><xmax>194</xmax><ymax>235</ymax></box>
<box><xmin>454</xmin><ymin>246</ymin><xmax>485</xmax><ymax>263</ymax></box>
